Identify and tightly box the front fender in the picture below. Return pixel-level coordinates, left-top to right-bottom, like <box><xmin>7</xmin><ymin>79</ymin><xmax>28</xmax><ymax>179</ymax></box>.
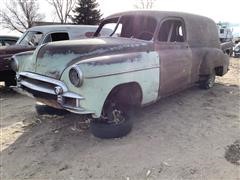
<box><xmin>14</xmin><ymin>51</ymin><xmax>35</xmax><ymax>73</ymax></box>
<box><xmin>61</xmin><ymin>51</ymin><xmax>160</xmax><ymax>118</ymax></box>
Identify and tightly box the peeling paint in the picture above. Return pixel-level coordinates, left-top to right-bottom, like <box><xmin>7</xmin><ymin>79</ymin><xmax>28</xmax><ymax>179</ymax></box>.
<box><xmin>34</xmin><ymin>38</ymin><xmax>153</xmax><ymax>79</ymax></box>
<box><xmin>61</xmin><ymin>51</ymin><xmax>160</xmax><ymax>117</ymax></box>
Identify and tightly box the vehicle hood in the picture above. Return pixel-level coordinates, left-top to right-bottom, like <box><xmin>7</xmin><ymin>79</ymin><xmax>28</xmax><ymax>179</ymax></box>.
<box><xmin>0</xmin><ymin>44</ymin><xmax>34</xmax><ymax>56</ymax></box>
<box><xmin>35</xmin><ymin>37</ymin><xmax>153</xmax><ymax>79</ymax></box>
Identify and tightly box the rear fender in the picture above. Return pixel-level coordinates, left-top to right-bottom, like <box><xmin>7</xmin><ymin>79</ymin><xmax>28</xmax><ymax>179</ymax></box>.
<box><xmin>199</xmin><ymin>48</ymin><xmax>229</xmax><ymax>75</ymax></box>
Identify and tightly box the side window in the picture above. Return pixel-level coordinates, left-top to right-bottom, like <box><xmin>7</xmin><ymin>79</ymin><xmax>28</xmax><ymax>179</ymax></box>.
<box><xmin>158</xmin><ymin>20</ymin><xmax>172</xmax><ymax>41</ymax></box>
<box><xmin>98</xmin><ymin>22</ymin><xmax>121</xmax><ymax>37</ymax></box>
<box><xmin>4</xmin><ymin>40</ymin><xmax>17</xmax><ymax>46</ymax></box>
<box><xmin>51</xmin><ymin>32</ymin><xmax>69</xmax><ymax>42</ymax></box>
<box><xmin>43</xmin><ymin>34</ymin><xmax>52</xmax><ymax>43</ymax></box>
<box><xmin>96</xmin><ymin>17</ymin><xmax>119</xmax><ymax>37</ymax></box>
<box><xmin>158</xmin><ymin>19</ymin><xmax>185</xmax><ymax>42</ymax></box>
<box><xmin>44</xmin><ymin>32</ymin><xmax>69</xmax><ymax>44</ymax></box>
<box><xmin>113</xmin><ymin>23</ymin><xmax>122</xmax><ymax>37</ymax></box>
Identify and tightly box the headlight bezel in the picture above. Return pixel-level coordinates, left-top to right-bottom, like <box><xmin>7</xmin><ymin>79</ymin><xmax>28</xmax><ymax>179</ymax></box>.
<box><xmin>69</xmin><ymin>65</ymin><xmax>84</xmax><ymax>87</ymax></box>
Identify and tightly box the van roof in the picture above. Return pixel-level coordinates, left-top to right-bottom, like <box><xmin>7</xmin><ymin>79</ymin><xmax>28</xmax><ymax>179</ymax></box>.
<box><xmin>27</xmin><ymin>25</ymin><xmax>99</xmax><ymax>33</ymax></box>
<box><xmin>106</xmin><ymin>10</ymin><xmax>219</xmax><ymax>48</ymax></box>
<box><xmin>106</xmin><ymin>10</ymin><xmax>212</xmax><ymax>22</ymax></box>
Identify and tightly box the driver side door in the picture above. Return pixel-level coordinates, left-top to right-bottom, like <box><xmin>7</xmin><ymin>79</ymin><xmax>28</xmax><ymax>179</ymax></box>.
<box><xmin>155</xmin><ymin>17</ymin><xmax>192</xmax><ymax>97</ymax></box>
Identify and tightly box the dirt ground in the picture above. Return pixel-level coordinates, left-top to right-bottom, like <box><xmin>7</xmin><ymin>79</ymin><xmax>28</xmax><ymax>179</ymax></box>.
<box><xmin>0</xmin><ymin>58</ymin><xmax>239</xmax><ymax>180</ymax></box>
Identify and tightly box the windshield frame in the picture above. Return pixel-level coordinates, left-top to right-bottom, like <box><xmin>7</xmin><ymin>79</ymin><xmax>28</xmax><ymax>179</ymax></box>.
<box><xmin>94</xmin><ymin>15</ymin><xmax>158</xmax><ymax>41</ymax></box>
<box><xmin>94</xmin><ymin>17</ymin><xmax>121</xmax><ymax>37</ymax></box>
<box><xmin>17</xmin><ymin>30</ymin><xmax>44</xmax><ymax>46</ymax></box>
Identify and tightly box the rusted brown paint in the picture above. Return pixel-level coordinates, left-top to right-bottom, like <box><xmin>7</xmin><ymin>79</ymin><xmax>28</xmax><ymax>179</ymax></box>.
<box><xmin>104</xmin><ymin>11</ymin><xmax>220</xmax><ymax>47</ymax></box>
<box><xmin>93</xmin><ymin>11</ymin><xmax>226</xmax><ymax>97</ymax></box>
<box><xmin>154</xmin><ymin>43</ymin><xmax>192</xmax><ymax>96</ymax></box>
<box><xmin>36</xmin><ymin>97</ymin><xmax>63</xmax><ymax>109</ymax></box>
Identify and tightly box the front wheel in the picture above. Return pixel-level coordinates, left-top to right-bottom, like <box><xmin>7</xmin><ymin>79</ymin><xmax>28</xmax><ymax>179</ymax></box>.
<box><xmin>5</xmin><ymin>77</ymin><xmax>16</xmax><ymax>87</ymax></box>
<box><xmin>90</xmin><ymin>102</ymin><xmax>133</xmax><ymax>139</ymax></box>
<box><xmin>199</xmin><ymin>72</ymin><xmax>216</xmax><ymax>89</ymax></box>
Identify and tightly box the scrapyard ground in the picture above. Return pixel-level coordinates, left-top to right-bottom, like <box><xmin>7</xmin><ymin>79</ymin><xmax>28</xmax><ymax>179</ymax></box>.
<box><xmin>0</xmin><ymin>58</ymin><xmax>239</xmax><ymax>180</ymax></box>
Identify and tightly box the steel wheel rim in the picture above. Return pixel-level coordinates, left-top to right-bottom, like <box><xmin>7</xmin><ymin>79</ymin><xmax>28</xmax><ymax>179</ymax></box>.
<box><xmin>208</xmin><ymin>75</ymin><xmax>215</xmax><ymax>88</ymax></box>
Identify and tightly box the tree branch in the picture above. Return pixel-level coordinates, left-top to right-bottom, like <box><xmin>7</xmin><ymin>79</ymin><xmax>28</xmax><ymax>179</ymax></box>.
<box><xmin>1</xmin><ymin>0</ymin><xmax>44</xmax><ymax>33</ymax></box>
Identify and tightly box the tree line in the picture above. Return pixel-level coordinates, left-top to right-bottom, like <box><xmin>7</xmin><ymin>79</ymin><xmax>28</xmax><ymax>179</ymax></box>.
<box><xmin>0</xmin><ymin>0</ymin><xmax>156</xmax><ymax>33</ymax></box>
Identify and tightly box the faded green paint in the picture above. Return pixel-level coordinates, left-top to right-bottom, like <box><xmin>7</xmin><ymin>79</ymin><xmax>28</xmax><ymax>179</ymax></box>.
<box><xmin>17</xmin><ymin>51</ymin><xmax>35</xmax><ymax>72</ymax></box>
<box><xmin>61</xmin><ymin>51</ymin><xmax>159</xmax><ymax>117</ymax></box>
<box><xmin>35</xmin><ymin>52</ymin><xmax>79</xmax><ymax>79</ymax></box>
<box><xmin>15</xmin><ymin>38</ymin><xmax>159</xmax><ymax>118</ymax></box>
<box><xmin>33</xmin><ymin>38</ymin><xmax>152</xmax><ymax>79</ymax></box>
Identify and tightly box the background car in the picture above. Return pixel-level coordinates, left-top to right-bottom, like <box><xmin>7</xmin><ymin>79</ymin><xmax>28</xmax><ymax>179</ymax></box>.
<box><xmin>0</xmin><ymin>35</ymin><xmax>19</xmax><ymax>46</ymax></box>
<box><xmin>233</xmin><ymin>42</ymin><xmax>240</xmax><ymax>57</ymax></box>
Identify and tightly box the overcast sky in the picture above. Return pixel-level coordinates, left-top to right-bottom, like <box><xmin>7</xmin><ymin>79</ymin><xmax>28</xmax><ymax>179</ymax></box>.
<box><xmin>1</xmin><ymin>0</ymin><xmax>240</xmax><ymax>36</ymax></box>
<box><xmin>40</xmin><ymin>0</ymin><xmax>240</xmax><ymax>22</ymax></box>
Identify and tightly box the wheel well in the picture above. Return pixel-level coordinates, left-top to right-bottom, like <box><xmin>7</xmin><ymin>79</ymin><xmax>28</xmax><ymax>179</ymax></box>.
<box><xmin>104</xmin><ymin>82</ymin><xmax>143</xmax><ymax>109</ymax></box>
<box><xmin>214</xmin><ymin>66</ymin><xmax>224</xmax><ymax>76</ymax></box>
<box><xmin>225</xmin><ymin>49</ymin><xmax>230</xmax><ymax>55</ymax></box>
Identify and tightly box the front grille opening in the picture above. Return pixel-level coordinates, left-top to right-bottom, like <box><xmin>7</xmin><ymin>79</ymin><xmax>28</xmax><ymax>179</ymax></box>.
<box><xmin>64</xmin><ymin>97</ymin><xmax>77</xmax><ymax>107</ymax></box>
<box><xmin>21</xmin><ymin>76</ymin><xmax>56</xmax><ymax>90</ymax></box>
<box><xmin>21</xmin><ymin>85</ymin><xmax>57</xmax><ymax>99</ymax></box>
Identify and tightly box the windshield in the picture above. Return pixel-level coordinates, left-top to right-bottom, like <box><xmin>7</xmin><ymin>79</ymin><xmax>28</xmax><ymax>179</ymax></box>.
<box><xmin>17</xmin><ymin>31</ymin><xmax>44</xmax><ymax>47</ymax></box>
<box><xmin>96</xmin><ymin>15</ymin><xmax>157</xmax><ymax>41</ymax></box>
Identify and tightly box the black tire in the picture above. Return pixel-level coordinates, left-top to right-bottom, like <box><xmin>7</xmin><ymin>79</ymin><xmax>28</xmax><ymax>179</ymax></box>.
<box><xmin>5</xmin><ymin>78</ymin><xmax>16</xmax><ymax>87</ymax></box>
<box><xmin>199</xmin><ymin>71</ymin><xmax>216</xmax><ymax>89</ymax></box>
<box><xmin>225</xmin><ymin>49</ymin><xmax>232</xmax><ymax>57</ymax></box>
<box><xmin>35</xmin><ymin>104</ymin><xmax>69</xmax><ymax>116</ymax></box>
<box><xmin>90</xmin><ymin>118</ymin><xmax>133</xmax><ymax>139</ymax></box>
<box><xmin>234</xmin><ymin>54</ymin><xmax>240</xmax><ymax>58</ymax></box>
<box><xmin>90</xmin><ymin>102</ymin><xmax>133</xmax><ymax>139</ymax></box>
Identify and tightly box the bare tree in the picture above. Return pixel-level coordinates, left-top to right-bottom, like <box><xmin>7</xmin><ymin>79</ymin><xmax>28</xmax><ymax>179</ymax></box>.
<box><xmin>134</xmin><ymin>0</ymin><xmax>156</xmax><ymax>9</ymax></box>
<box><xmin>47</xmin><ymin>0</ymin><xmax>76</xmax><ymax>23</ymax></box>
<box><xmin>0</xmin><ymin>0</ymin><xmax>44</xmax><ymax>33</ymax></box>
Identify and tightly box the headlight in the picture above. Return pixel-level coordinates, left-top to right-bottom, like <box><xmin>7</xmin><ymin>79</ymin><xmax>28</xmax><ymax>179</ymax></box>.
<box><xmin>69</xmin><ymin>66</ymin><xmax>84</xmax><ymax>87</ymax></box>
<box><xmin>234</xmin><ymin>47</ymin><xmax>240</xmax><ymax>51</ymax></box>
<box><xmin>11</xmin><ymin>56</ymin><xmax>19</xmax><ymax>72</ymax></box>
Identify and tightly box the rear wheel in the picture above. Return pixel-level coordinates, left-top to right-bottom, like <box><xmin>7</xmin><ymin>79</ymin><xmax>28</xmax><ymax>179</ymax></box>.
<box><xmin>90</xmin><ymin>101</ymin><xmax>133</xmax><ymax>139</ymax></box>
<box><xmin>199</xmin><ymin>71</ymin><xmax>216</xmax><ymax>89</ymax></box>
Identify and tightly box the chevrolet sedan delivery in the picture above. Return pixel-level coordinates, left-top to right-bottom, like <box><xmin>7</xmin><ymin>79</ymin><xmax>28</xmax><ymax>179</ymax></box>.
<box><xmin>12</xmin><ymin>11</ymin><xmax>229</xmax><ymax>138</ymax></box>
